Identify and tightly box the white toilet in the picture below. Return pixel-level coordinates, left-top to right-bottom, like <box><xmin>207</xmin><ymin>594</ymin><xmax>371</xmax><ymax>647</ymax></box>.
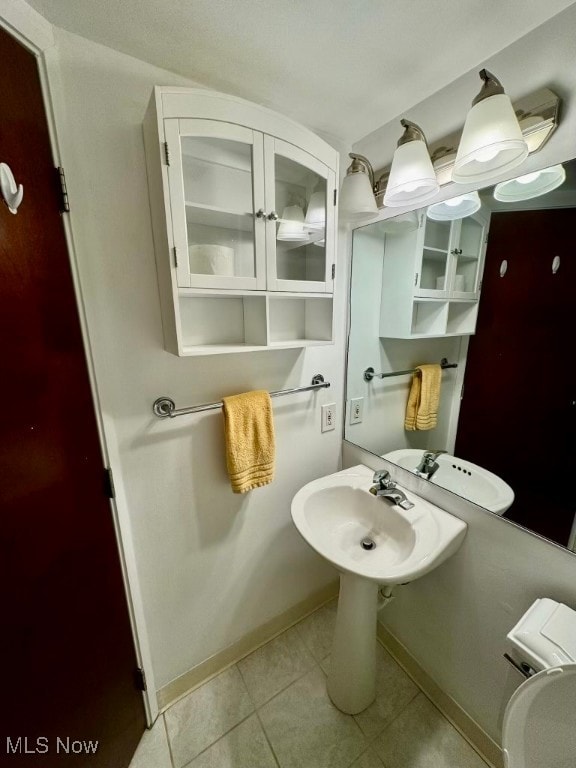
<box><xmin>503</xmin><ymin>598</ymin><xmax>576</xmax><ymax>767</ymax></box>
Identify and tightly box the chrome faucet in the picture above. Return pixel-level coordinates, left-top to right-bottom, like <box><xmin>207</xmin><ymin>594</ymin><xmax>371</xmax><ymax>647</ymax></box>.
<box><xmin>369</xmin><ymin>470</ymin><xmax>415</xmax><ymax>510</ymax></box>
<box><xmin>415</xmin><ymin>449</ymin><xmax>447</xmax><ymax>480</ymax></box>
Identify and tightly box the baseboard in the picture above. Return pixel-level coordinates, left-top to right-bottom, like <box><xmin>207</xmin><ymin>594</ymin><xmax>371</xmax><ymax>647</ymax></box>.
<box><xmin>157</xmin><ymin>581</ymin><xmax>339</xmax><ymax>711</ymax></box>
<box><xmin>377</xmin><ymin>622</ymin><xmax>503</xmax><ymax>768</ymax></box>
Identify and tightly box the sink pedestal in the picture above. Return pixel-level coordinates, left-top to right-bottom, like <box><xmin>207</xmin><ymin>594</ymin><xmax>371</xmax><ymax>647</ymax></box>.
<box><xmin>327</xmin><ymin>572</ymin><xmax>379</xmax><ymax>714</ymax></box>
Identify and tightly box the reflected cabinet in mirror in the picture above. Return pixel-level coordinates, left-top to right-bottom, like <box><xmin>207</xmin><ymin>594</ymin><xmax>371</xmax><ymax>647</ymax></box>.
<box><xmin>346</xmin><ymin>157</ymin><xmax>576</xmax><ymax>550</ymax></box>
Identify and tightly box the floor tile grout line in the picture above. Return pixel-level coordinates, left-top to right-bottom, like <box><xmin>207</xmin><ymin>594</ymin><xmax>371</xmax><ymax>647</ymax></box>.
<box><xmin>364</xmin><ymin>689</ymin><xmax>421</xmax><ymax>746</ymax></box>
<box><xmin>236</xmin><ymin>640</ymin><xmax>317</xmax><ymax>710</ymax></box>
<box><xmin>255</xmin><ymin>709</ymin><xmax>283</xmax><ymax>768</ymax></box>
<box><xmin>161</xmin><ymin>713</ymin><xmax>177</xmax><ymax>768</ymax></box>
<box><xmin>177</xmin><ymin>709</ymin><xmax>256</xmax><ymax>768</ymax></box>
<box><xmin>252</xmin><ymin>659</ymin><xmax>327</xmax><ymax>712</ymax></box>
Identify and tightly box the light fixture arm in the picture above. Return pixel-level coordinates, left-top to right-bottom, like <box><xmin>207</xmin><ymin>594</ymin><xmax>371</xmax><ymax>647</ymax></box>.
<box><xmin>397</xmin><ymin>119</ymin><xmax>428</xmax><ymax>147</ymax></box>
<box><xmin>346</xmin><ymin>153</ymin><xmax>375</xmax><ymax>189</ymax></box>
<box><xmin>472</xmin><ymin>69</ymin><xmax>505</xmax><ymax>106</ymax></box>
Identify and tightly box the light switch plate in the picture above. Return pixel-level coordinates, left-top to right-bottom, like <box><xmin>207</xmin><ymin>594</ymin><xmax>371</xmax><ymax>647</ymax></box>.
<box><xmin>321</xmin><ymin>403</ymin><xmax>336</xmax><ymax>432</ymax></box>
<box><xmin>349</xmin><ymin>397</ymin><xmax>364</xmax><ymax>424</ymax></box>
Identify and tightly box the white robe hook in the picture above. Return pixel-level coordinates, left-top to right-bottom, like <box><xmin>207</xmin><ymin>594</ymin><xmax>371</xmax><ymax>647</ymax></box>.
<box><xmin>0</xmin><ymin>162</ymin><xmax>24</xmax><ymax>214</ymax></box>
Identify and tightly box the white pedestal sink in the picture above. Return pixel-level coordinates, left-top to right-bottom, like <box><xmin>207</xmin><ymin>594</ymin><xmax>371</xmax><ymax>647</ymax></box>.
<box><xmin>291</xmin><ymin>464</ymin><xmax>467</xmax><ymax>714</ymax></box>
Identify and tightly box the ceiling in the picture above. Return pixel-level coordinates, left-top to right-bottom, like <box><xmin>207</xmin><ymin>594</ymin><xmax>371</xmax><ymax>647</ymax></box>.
<box><xmin>28</xmin><ymin>0</ymin><xmax>576</xmax><ymax>145</ymax></box>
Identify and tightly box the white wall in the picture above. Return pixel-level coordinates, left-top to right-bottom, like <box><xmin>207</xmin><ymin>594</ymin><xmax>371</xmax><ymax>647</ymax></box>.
<box><xmin>345</xmin><ymin>4</ymin><xmax>576</xmax><ymax>744</ymax></box>
<box><xmin>49</xmin><ymin>28</ymin><xmax>347</xmax><ymax>690</ymax></box>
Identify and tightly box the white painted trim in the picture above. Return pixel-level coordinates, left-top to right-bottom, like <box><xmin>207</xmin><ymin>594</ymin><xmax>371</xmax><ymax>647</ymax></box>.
<box><xmin>157</xmin><ymin>581</ymin><xmax>339</xmax><ymax>711</ymax></box>
<box><xmin>0</xmin><ymin>0</ymin><xmax>53</xmax><ymax>53</ymax></box>
<box><xmin>0</xmin><ymin>1</ymin><xmax>157</xmax><ymax>723</ymax></box>
<box><xmin>377</xmin><ymin>621</ymin><xmax>503</xmax><ymax>768</ymax></box>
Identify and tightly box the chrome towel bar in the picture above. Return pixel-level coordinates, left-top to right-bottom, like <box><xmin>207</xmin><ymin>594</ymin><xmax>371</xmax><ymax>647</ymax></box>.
<box><xmin>153</xmin><ymin>374</ymin><xmax>330</xmax><ymax>418</ymax></box>
<box><xmin>364</xmin><ymin>358</ymin><xmax>457</xmax><ymax>382</ymax></box>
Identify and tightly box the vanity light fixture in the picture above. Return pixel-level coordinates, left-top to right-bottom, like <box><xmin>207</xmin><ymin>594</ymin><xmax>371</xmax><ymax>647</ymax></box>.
<box><xmin>383</xmin><ymin>120</ymin><xmax>439</xmax><ymax>207</ymax></box>
<box><xmin>276</xmin><ymin>204</ymin><xmax>308</xmax><ymax>242</ymax></box>
<box><xmin>427</xmin><ymin>191</ymin><xmax>481</xmax><ymax>221</ymax></box>
<box><xmin>452</xmin><ymin>70</ymin><xmax>528</xmax><ymax>184</ymax></box>
<box><xmin>493</xmin><ymin>164</ymin><xmax>566</xmax><ymax>203</ymax></box>
<box><xmin>339</xmin><ymin>153</ymin><xmax>379</xmax><ymax>220</ymax></box>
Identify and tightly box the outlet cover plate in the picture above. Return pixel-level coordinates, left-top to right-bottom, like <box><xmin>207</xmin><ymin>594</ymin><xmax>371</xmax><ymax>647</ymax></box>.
<box><xmin>349</xmin><ymin>397</ymin><xmax>364</xmax><ymax>424</ymax></box>
<box><xmin>321</xmin><ymin>403</ymin><xmax>336</xmax><ymax>432</ymax></box>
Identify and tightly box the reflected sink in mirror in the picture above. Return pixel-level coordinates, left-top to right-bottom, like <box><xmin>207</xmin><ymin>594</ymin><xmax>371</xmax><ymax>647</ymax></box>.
<box><xmin>384</xmin><ymin>448</ymin><xmax>514</xmax><ymax>515</ymax></box>
<box><xmin>291</xmin><ymin>464</ymin><xmax>467</xmax><ymax>584</ymax></box>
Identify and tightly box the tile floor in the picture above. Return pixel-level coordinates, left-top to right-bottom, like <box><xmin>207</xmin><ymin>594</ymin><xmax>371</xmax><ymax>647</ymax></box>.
<box><xmin>130</xmin><ymin>600</ymin><xmax>489</xmax><ymax>768</ymax></box>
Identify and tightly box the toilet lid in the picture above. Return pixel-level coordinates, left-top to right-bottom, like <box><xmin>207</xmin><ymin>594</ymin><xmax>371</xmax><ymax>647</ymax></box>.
<box><xmin>503</xmin><ymin>663</ymin><xmax>576</xmax><ymax>768</ymax></box>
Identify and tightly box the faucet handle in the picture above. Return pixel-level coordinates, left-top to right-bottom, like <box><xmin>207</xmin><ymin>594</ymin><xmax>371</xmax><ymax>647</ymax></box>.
<box><xmin>373</xmin><ymin>469</ymin><xmax>394</xmax><ymax>489</ymax></box>
<box><xmin>425</xmin><ymin>449</ymin><xmax>447</xmax><ymax>461</ymax></box>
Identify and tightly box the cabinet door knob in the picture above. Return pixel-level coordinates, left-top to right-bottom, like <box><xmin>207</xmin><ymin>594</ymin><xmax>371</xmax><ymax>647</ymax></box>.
<box><xmin>267</xmin><ymin>211</ymin><xmax>279</xmax><ymax>221</ymax></box>
<box><xmin>255</xmin><ymin>208</ymin><xmax>267</xmax><ymax>219</ymax></box>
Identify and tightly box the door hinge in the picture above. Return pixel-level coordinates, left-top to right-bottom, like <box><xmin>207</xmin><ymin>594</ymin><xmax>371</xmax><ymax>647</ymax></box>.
<box><xmin>56</xmin><ymin>167</ymin><xmax>70</xmax><ymax>213</ymax></box>
<box><xmin>134</xmin><ymin>667</ymin><xmax>147</xmax><ymax>692</ymax></box>
<box><xmin>333</xmin><ymin>189</ymin><xmax>337</xmax><ymax>206</ymax></box>
<box><xmin>173</xmin><ymin>246</ymin><xmax>179</xmax><ymax>268</ymax></box>
<box><xmin>460</xmin><ymin>383</ymin><xmax>465</xmax><ymax>401</ymax></box>
<box><xmin>414</xmin><ymin>272</ymin><xmax>419</xmax><ymax>286</ymax></box>
<box><xmin>478</xmin><ymin>279</ymin><xmax>483</xmax><ymax>290</ymax></box>
<box><xmin>331</xmin><ymin>264</ymin><xmax>336</xmax><ymax>280</ymax></box>
<box><xmin>104</xmin><ymin>467</ymin><xmax>116</xmax><ymax>499</ymax></box>
<box><xmin>163</xmin><ymin>142</ymin><xmax>171</xmax><ymax>166</ymax></box>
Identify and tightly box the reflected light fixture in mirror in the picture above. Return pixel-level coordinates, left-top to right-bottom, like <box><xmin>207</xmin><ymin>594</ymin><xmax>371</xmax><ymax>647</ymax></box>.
<box><xmin>305</xmin><ymin>185</ymin><xmax>326</xmax><ymax>229</ymax></box>
<box><xmin>493</xmin><ymin>164</ymin><xmax>566</xmax><ymax>202</ymax></box>
<box><xmin>383</xmin><ymin>120</ymin><xmax>439</xmax><ymax>207</ymax></box>
<box><xmin>427</xmin><ymin>191</ymin><xmax>481</xmax><ymax>221</ymax></box>
<box><xmin>277</xmin><ymin>204</ymin><xmax>308</xmax><ymax>241</ymax></box>
<box><xmin>452</xmin><ymin>69</ymin><xmax>529</xmax><ymax>183</ymax></box>
<box><xmin>339</xmin><ymin>153</ymin><xmax>378</xmax><ymax>221</ymax></box>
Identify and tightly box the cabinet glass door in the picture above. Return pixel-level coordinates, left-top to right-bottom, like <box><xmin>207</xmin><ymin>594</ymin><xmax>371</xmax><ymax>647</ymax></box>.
<box><xmin>451</xmin><ymin>211</ymin><xmax>489</xmax><ymax>298</ymax></box>
<box><xmin>165</xmin><ymin>119</ymin><xmax>266</xmax><ymax>290</ymax></box>
<box><xmin>415</xmin><ymin>217</ymin><xmax>454</xmax><ymax>297</ymax></box>
<box><xmin>264</xmin><ymin>137</ymin><xmax>335</xmax><ymax>292</ymax></box>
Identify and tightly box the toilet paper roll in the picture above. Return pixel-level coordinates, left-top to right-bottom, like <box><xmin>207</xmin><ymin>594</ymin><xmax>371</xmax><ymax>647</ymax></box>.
<box><xmin>453</xmin><ymin>274</ymin><xmax>465</xmax><ymax>291</ymax></box>
<box><xmin>435</xmin><ymin>276</ymin><xmax>446</xmax><ymax>290</ymax></box>
<box><xmin>189</xmin><ymin>245</ymin><xmax>235</xmax><ymax>276</ymax></box>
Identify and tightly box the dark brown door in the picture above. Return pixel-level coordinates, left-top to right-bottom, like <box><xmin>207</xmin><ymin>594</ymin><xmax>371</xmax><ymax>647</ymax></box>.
<box><xmin>0</xmin><ymin>26</ymin><xmax>145</xmax><ymax>767</ymax></box>
<box><xmin>456</xmin><ymin>208</ymin><xmax>576</xmax><ymax>546</ymax></box>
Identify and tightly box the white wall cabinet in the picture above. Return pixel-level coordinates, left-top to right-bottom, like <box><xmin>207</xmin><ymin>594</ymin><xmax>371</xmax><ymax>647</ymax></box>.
<box><xmin>144</xmin><ymin>88</ymin><xmax>338</xmax><ymax>355</ymax></box>
<box><xmin>379</xmin><ymin>206</ymin><xmax>490</xmax><ymax>339</ymax></box>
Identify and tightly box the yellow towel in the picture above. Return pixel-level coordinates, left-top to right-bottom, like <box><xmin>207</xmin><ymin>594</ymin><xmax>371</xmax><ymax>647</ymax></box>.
<box><xmin>222</xmin><ymin>390</ymin><xmax>275</xmax><ymax>493</ymax></box>
<box><xmin>404</xmin><ymin>364</ymin><xmax>442</xmax><ymax>431</ymax></box>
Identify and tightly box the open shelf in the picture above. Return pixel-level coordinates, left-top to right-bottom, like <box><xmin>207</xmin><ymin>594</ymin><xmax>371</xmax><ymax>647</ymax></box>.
<box><xmin>446</xmin><ymin>301</ymin><xmax>479</xmax><ymax>335</ymax></box>
<box><xmin>268</xmin><ymin>296</ymin><xmax>333</xmax><ymax>345</ymax></box>
<box><xmin>179</xmin><ymin>294</ymin><xmax>267</xmax><ymax>348</ymax></box>
<box><xmin>411</xmin><ymin>300</ymin><xmax>449</xmax><ymax>336</ymax></box>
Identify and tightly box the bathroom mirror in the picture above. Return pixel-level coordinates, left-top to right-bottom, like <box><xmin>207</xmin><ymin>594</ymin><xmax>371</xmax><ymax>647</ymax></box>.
<box><xmin>345</xmin><ymin>156</ymin><xmax>576</xmax><ymax>551</ymax></box>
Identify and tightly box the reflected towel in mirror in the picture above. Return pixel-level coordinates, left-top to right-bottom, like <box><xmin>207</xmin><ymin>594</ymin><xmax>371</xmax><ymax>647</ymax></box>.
<box><xmin>404</xmin><ymin>364</ymin><xmax>442</xmax><ymax>431</ymax></box>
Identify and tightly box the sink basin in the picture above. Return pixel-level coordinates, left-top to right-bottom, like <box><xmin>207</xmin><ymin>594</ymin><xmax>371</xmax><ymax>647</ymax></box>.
<box><xmin>291</xmin><ymin>464</ymin><xmax>467</xmax><ymax>716</ymax></box>
<box><xmin>383</xmin><ymin>448</ymin><xmax>514</xmax><ymax>515</ymax></box>
<box><xmin>291</xmin><ymin>464</ymin><xmax>467</xmax><ymax>585</ymax></box>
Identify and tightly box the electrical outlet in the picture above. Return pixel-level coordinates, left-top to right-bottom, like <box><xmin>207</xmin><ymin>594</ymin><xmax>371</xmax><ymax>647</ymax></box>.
<box><xmin>321</xmin><ymin>403</ymin><xmax>336</xmax><ymax>432</ymax></box>
<box><xmin>349</xmin><ymin>397</ymin><xmax>364</xmax><ymax>424</ymax></box>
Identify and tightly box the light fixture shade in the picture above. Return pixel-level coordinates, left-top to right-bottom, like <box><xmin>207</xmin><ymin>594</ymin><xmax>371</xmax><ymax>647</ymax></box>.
<box><xmin>493</xmin><ymin>164</ymin><xmax>566</xmax><ymax>202</ymax></box>
<box><xmin>339</xmin><ymin>172</ymin><xmax>378</xmax><ymax>219</ymax></box>
<box><xmin>383</xmin><ymin>139</ymin><xmax>439</xmax><ymax>207</ymax></box>
<box><xmin>305</xmin><ymin>188</ymin><xmax>326</xmax><ymax>229</ymax></box>
<box><xmin>427</xmin><ymin>191</ymin><xmax>481</xmax><ymax>221</ymax></box>
<box><xmin>277</xmin><ymin>205</ymin><xmax>308</xmax><ymax>242</ymax></box>
<box><xmin>452</xmin><ymin>94</ymin><xmax>528</xmax><ymax>183</ymax></box>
